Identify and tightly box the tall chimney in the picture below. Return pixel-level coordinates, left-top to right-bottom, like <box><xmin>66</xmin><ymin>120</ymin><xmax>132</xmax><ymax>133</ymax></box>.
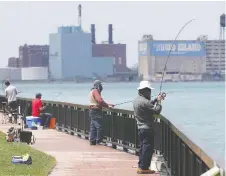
<box><xmin>108</xmin><ymin>24</ymin><xmax>113</xmax><ymax>44</ymax></box>
<box><xmin>91</xmin><ymin>24</ymin><xmax>96</xmax><ymax>44</ymax></box>
<box><xmin>78</xmin><ymin>4</ymin><xmax>82</xmax><ymax>28</ymax></box>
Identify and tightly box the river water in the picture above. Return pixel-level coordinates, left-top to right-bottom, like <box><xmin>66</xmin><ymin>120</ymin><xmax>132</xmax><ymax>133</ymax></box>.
<box><xmin>1</xmin><ymin>81</ymin><xmax>225</xmax><ymax>167</ymax></box>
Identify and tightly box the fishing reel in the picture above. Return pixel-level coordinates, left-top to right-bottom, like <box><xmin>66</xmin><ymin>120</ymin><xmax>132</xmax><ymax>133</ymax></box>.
<box><xmin>157</xmin><ymin>92</ymin><xmax>166</xmax><ymax>105</ymax></box>
<box><xmin>154</xmin><ymin>92</ymin><xmax>166</xmax><ymax>122</ymax></box>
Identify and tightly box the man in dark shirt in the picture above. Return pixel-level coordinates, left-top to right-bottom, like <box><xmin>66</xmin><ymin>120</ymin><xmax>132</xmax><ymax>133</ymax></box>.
<box><xmin>133</xmin><ymin>81</ymin><xmax>164</xmax><ymax>174</ymax></box>
<box><xmin>89</xmin><ymin>80</ymin><xmax>114</xmax><ymax>145</ymax></box>
<box><xmin>32</xmin><ymin>93</ymin><xmax>52</xmax><ymax>129</ymax></box>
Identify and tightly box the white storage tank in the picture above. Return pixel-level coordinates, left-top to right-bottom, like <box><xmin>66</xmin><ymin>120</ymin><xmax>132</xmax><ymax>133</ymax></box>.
<box><xmin>0</xmin><ymin>68</ymin><xmax>21</xmax><ymax>81</ymax></box>
<box><xmin>22</xmin><ymin>67</ymin><xmax>48</xmax><ymax>80</ymax></box>
<box><xmin>0</xmin><ymin>68</ymin><xmax>10</xmax><ymax>81</ymax></box>
<box><xmin>9</xmin><ymin>68</ymin><xmax>22</xmax><ymax>80</ymax></box>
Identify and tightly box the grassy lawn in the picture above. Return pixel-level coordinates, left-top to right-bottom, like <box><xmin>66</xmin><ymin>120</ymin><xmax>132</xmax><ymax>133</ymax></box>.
<box><xmin>0</xmin><ymin>131</ymin><xmax>56</xmax><ymax>176</ymax></box>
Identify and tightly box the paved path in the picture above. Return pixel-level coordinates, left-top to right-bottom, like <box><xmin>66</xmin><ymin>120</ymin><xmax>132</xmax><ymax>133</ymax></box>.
<box><xmin>0</xmin><ymin>113</ymin><xmax>163</xmax><ymax>176</ymax></box>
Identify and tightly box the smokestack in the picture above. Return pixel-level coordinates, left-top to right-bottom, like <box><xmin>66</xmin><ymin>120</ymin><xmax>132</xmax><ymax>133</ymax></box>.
<box><xmin>91</xmin><ymin>24</ymin><xmax>96</xmax><ymax>44</ymax></box>
<box><xmin>78</xmin><ymin>4</ymin><xmax>82</xmax><ymax>28</ymax></box>
<box><xmin>108</xmin><ymin>24</ymin><xmax>113</xmax><ymax>44</ymax></box>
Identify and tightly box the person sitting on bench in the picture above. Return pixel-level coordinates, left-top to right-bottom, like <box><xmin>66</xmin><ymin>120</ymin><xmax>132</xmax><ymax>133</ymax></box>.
<box><xmin>32</xmin><ymin>93</ymin><xmax>52</xmax><ymax>129</ymax></box>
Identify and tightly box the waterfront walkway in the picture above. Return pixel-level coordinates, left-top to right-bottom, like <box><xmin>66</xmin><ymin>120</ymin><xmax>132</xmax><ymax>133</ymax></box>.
<box><xmin>0</xmin><ymin>113</ymin><xmax>162</xmax><ymax>176</ymax></box>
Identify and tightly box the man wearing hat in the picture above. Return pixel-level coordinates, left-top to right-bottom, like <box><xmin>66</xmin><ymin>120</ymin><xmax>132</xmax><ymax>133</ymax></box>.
<box><xmin>89</xmin><ymin>80</ymin><xmax>114</xmax><ymax>145</ymax></box>
<box><xmin>133</xmin><ymin>81</ymin><xmax>163</xmax><ymax>174</ymax></box>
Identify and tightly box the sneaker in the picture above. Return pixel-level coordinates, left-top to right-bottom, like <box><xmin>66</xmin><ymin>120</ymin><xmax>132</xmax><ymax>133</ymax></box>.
<box><xmin>137</xmin><ymin>168</ymin><xmax>155</xmax><ymax>174</ymax></box>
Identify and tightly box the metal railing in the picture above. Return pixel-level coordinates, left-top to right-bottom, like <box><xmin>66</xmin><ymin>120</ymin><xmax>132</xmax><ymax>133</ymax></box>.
<box><xmin>0</xmin><ymin>96</ymin><xmax>224</xmax><ymax>176</ymax></box>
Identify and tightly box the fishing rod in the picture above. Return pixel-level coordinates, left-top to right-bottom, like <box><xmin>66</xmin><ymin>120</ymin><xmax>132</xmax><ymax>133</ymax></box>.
<box><xmin>159</xmin><ymin>19</ymin><xmax>195</xmax><ymax>93</ymax></box>
<box><xmin>154</xmin><ymin>19</ymin><xmax>196</xmax><ymax>175</ymax></box>
<box><xmin>114</xmin><ymin>94</ymin><xmax>165</xmax><ymax>107</ymax></box>
<box><xmin>114</xmin><ymin>90</ymin><xmax>183</xmax><ymax>107</ymax></box>
<box><xmin>52</xmin><ymin>92</ymin><xmax>62</xmax><ymax>101</ymax></box>
<box><xmin>114</xmin><ymin>100</ymin><xmax>133</xmax><ymax>106</ymax></box>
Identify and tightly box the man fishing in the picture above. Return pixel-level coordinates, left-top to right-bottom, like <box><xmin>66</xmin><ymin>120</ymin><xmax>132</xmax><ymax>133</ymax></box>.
<box><xmin>32</xmin><ymin>93</ymin><xmax>52</xmax><ymax>129</ymax></box>
<box><xmin>89</xmin><ymin>80</ymin><xmax>114</xmax><ymax>145</ymax></box>
<box><xmin>133</xmin><ymin>81</ymin><xmax>164</xmax><ymax>174</ymax></box>
<box><xmin>4</xmin><ymin>81</ymin><xmax>18</xmax><ymax>122</ymax></box>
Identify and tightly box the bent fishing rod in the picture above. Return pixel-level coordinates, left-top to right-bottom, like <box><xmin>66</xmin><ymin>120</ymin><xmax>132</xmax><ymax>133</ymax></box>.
<box><xmin>114</xmin><ymin>90</ymin><xmax>183</xmax><ymax>106</ymax></box>
<box><xmin>115</xmin><ymin>20</ymin><xmax>196</xmax><ymax>107</ymax></box>
<box><xmin>155</xmin><ymin>20</ymin><xmax>195</xmax><ymax>174</ymax></box>
<box><xmin>159</xmin><ymin>19</ymin><xmax>195</xmax><ymax>93</ymax></box>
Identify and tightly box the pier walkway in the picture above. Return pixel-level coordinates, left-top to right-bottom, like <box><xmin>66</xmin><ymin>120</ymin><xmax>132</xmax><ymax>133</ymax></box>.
<box><xmin>0</xmin><ymin>113</ymin><xmax>162</xmax><ymax>176</ymax></box>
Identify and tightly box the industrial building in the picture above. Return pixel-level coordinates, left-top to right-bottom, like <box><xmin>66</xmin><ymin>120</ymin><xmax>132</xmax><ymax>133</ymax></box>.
<box><xmin>19</xmin><ymin>44</ymin><xmax>49</xmax><ymax>67</ymax></box>
<box><xmin>138</xmin><ymin>15</ymin><xmax>225</xmax><ymax>82</ymax></box>
<box><xmin>8</xmin><ymin>57</ymin><xmax>21</xmax><ymax>68</ymax></box>
<box><xmin>49</xmin><ymin>5</ymin><xmax>118</xmax><ymax>80</ymax></box>
<box><xmin>49</xmin><ymin>4</ymin><xmax>93</xmax><ymax>80</ymax></box>
<box><xmin>198</xmin><ymin>36</ymin><xmax>225</xmax><ymax>75</ymax></box>
<box><xmin>138</xmin><ymin>35</ymin><xmax>206</xmax><ymax>81</ymax></box>
<box><xmin>21</xmin><ymin>67</ymin><xmax>48</xmax><ymax>80</ymax></box>
<box><xmin>49</xmin><ymin>26</ymin><xmax>93</xmax><ymax>80</ymax></box>
<box><xmin>92</xmin><ymin>57</ymin><xmax>114</xmax><ymax>77</ymax></box>
<box><xmin>91</xmin><ymin>24</ymin><xmax>128</xmax><ymax>73</ymax></box>
<box><xmin>198</xmin><ymin>15</ymin><xmax>225</xmax><ymax>75</ymax></box>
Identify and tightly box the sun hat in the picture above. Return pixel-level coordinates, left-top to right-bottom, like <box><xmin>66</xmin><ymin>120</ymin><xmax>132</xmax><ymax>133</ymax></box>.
<box><xmin>137</xmin><ymin>81</ymin><xmax>154</xmax><ymax>90</ymax></box>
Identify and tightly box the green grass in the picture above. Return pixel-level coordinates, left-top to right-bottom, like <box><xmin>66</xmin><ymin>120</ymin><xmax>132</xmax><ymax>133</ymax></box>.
<box><xmin>0</xmin><ymin>131</ymin><xmax>56</xmax><ymax>176</ymax></box>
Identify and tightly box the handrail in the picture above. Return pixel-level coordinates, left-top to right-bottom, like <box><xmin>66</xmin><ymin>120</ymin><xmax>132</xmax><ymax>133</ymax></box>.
<box><xmin>0</xmin><ymin>96</ymin><xmax>224</xmax><ymax>175</ymax></box>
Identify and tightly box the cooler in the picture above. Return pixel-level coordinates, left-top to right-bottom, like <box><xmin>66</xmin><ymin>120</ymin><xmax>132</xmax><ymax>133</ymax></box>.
<box><xmin>26</xmin><ymin>116</ymin><xmax>43</xmax><ymax>128</ymax></box>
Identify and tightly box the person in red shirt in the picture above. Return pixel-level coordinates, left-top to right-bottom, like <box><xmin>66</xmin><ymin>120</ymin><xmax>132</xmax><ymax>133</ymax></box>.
<box><xmin>32</xmin><ymin>93</ymin><xmax>52</xmax><ymax>129</ymax></box>
<box><xmin>89</xmin><ymin>80</ymin><xmax>114</xmax><ymax>145</ymax></box>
